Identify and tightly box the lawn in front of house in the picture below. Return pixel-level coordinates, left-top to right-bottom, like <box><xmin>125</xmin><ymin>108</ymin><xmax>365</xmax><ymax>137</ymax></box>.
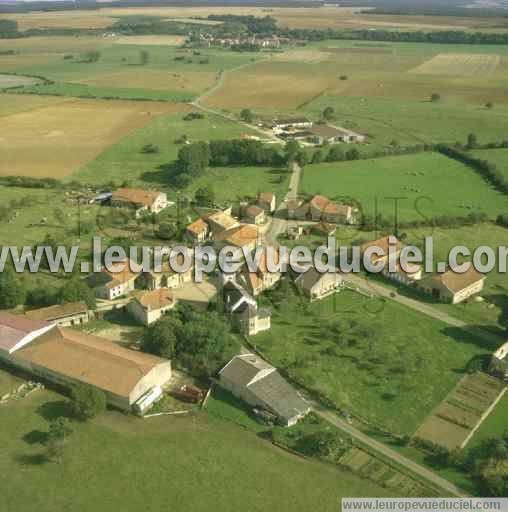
<box><xmin>253</xmin><ymin>288</ymin><xmax>490</xmax><ymax>435</ymax></box>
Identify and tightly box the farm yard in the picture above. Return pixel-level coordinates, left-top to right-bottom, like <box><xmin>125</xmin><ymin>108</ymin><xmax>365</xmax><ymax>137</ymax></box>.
<box><xmin>300</xmin><ymin>152</ymin><xmax>508</xmax><ymax>222</ymax></box>
<box><xmin>253</xmin><ymin>289</ymin><xmax>490</xmax><ymax>435</ymax></box>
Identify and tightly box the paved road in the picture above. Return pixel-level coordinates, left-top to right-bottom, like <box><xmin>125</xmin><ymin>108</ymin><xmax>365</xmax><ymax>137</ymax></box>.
<box><xmin>310</xmin><ymin>401</ymin><xmax>467</xmax><ymax>497</ymax></box>
<box><xmin>264</xmin><ymin>161</ymin><xmax>301</xmax><ymax>246</ymax></box>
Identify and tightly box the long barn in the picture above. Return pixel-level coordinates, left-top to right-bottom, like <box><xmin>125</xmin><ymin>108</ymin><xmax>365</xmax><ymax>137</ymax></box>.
<box><xmin>0</xmin><ymin>312</ymin><xmax>171</xmax><ymax>410</ymax></box>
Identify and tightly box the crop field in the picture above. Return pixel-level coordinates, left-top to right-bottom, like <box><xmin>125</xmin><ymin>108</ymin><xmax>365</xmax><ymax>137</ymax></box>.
<box><xmin>339</xmin><ymin>448</ymin><xmax>439</xmax><ymax>497</ymax></box>
<box><xmin>471</xmin><ymin>148</ymin><xmax>508</xmax><ymax>181</ymax></box>
<box><xmin>0</xmin><ymin>97</ymin><xmax>185</xmax><ymax>178</ymax></box>
<box><xmin>113</xmin><ymin>35</ymin><xmax>187</xmax><ymax>46</ymax></box>
<box><xmin>79</xmin><ymin>69</ymin><xmax>218</xmax><ymax>93</ymax></box>
<box><xmin>21</xmin><ymin>6</ymin><xmax>505</xmax><ymax>32</ymax></box>
<box><xmin>253</xmin><ymin>289</ymin><xmax>489</xmax><ymax>434</ymax></box>
<box><xmin>413</xmin><ymin>373</ymin><xmax>505</xmax><ymax>450</ymax></box>
<box><xmin>300</xmin><ymin>152</ymin><xmax>508</xmax><ymax>222</ymax></box>
<box><xmin>0</xmin><ymin>74</ymin><xmax>41</xmax><ymax>89</ymax></box>
<box><xmin>0</xmin><ymin>390</ymin><xmax>390</xmax><ymax>512</ymax></box>
<box><xmin>410</xmin><ymin>54</ymin><xmax>501</xmax><ymax>76</ymax></box>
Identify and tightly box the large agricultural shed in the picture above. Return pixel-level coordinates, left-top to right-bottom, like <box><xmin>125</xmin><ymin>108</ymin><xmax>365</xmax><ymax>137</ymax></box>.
<box><xmin>0</xmin><ymin>312</ymin><xmax>172</xmax><ymax>410</ymax></box>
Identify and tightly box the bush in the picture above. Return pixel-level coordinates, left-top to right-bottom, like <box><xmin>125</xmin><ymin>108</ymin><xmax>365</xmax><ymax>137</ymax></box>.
<box><xmin>70</xmin><ymin>384</ymin><xmax>106</xmax><ymax>420</ymax></box>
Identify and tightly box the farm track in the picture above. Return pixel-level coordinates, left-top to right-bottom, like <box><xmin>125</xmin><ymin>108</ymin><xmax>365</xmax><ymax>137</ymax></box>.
<box><xmin>310</xmin><ymin>401</ymin><xmax>468</xmax><ymax>497</ymax></box>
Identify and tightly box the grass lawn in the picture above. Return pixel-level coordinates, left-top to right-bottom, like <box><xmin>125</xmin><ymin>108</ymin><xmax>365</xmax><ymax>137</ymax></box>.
<box><xmin>0</xmin><ymin>389</ymin><xmax>391</xmax><ymax>511</ymax></box>
<box><xmin>73</xmin><ymin>112</ymin><xmax>280</xmax><ymax>202</ymax></box>
<box><xmin>301</xmin><ymin>152</ymin><xmax>508</xmax><ymax>222</ymax></box>
<box><xmin>471</xmin><ymin>148</ymin><xmax>508</xmax><ymax>181</ymax></box>
<box><xmin>467</xmin><ymin>392</ymin><xmax>508</xmax><ymax>448</ymax></box>
<box><xmin>0</xmin><ymin>367</ymin><xmax>25</xmax><ymax>396</ymax></box>
<box><xmin>252</xmin><ymin>288</ymin><xmax>490</xmax><ymax>435</ymax></box>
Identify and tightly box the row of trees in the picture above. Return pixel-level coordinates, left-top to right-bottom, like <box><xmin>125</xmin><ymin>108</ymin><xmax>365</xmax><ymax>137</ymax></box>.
<box><xmin>0</xmin><ymin>266</ymin><xmax>96</xmax><ymax>310</ymax></box>
<box><xmin>436</xmin><ymin>144</ymin><xmax>508</xmax><ymax>194</ymax></box>
<box><xmin>141</xmin><ymin>304</ymin><xmax>241</xmax><ymax>378</ymax></box>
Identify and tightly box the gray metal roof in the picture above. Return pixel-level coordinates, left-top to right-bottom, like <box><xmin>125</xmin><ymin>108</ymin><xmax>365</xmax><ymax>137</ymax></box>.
<box><xmin>249</xmin><ymin>371</ymin><xmax>310</xmax><ymax>423</ymax></box>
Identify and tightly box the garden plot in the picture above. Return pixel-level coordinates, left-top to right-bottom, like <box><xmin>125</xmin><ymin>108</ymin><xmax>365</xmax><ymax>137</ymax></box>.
<box><xmin>410</xmin><ymin>53</ymin><xmax>500</xmax><ymax>76</ymax></box>
<box><xmin>414</xmin><ymin>372</ymin><xmax>506</xmax><ymax>450</ymax></box>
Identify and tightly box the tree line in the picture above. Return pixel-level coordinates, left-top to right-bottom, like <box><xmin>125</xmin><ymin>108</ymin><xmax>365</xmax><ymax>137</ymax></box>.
<box><xmin>436</xmin><ymin>144</ymin><xmax>508</xmax><ymax>194</ymax></box>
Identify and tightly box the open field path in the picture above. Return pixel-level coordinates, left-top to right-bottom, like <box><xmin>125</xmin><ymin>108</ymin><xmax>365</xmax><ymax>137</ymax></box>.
<box><xmin>310</xmin><ymin>400</ymin><xmax>468</xmax><ymax>497</ymax></box>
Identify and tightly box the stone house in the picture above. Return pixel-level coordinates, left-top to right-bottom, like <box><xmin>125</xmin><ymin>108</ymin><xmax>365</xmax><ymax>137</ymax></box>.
<box><xmin>127</xmin><ymin>289</ymin><xmax>176</xmax><ymax>326</ymax></box>
<box><xmin>295</xmin><ymin>267</ymin><xmax>343</xmax><ymax>301</ymax></box>
<box><xmin>111</xmin><ymin>188</ymin><xmax>168</xmax><ymax>218</ymax></box>
<box><xmin>418</xmin><ymin>264</ymin><xmax>486</xmax><ymax>304</ymax></box>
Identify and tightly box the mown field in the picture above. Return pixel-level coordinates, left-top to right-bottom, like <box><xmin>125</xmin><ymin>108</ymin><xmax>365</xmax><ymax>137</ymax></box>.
<box><xmin>300</xmin><ymin>152</ymin><xmax>508</xmax><ymax>222</ymax></box>
<box><xmin>253</xmin><ymin>289</ymin><xmax>490</xmax><ymax>435</ymax></box>
<box><xmin>0</xmin><ymin>385</ymin><xmax>391</xmax><ymax>512</ymax></box>
<box><xmin>0</xmin><ymin>95</ymin><xmax>185</xmax><ymax>178</ymax></box>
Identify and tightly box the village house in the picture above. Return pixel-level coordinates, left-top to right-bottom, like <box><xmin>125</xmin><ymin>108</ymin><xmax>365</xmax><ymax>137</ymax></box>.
<box><xmin>287</xmin><ymin>224</ymin><xmax>304</xmax><ymax>240</ymax></box>
<box><xmin>215</xmin><ymin>224</ymin><xmax>260</xmax><ymax>253</ymax></box>
<box><xmin>185</xmin><ymin>218</ymin><xmax>209</xmax><ymax>243</ymax></box>
<box><xmin>295</xmin><ymin>195</ymin><xmax>353</xmax><ymax>224</ymax></box>
<box><xmin>127</xmin><ymin>289</ymin><xmax>176</xmax><ymax>326</ymax></box>
<box><xmin>25</xmin><ymin>302</ymin><xmax>90</xmax><ymax>327</ymax></box>
<box><xmin>286</xmin><ymin>199</ymin><xmax>303</xmax><ymax>220</ymax></box>
<box><xmin>0</xmin><ymin>313</ymin><xmax>172</xmax><ymax>411</ymax></box>
<box><xmin>111</xmin><ymin>188</ymin><xmax>169</xmax><ymax>218</ymax></box>
<box><xmin>141</xmin><ymin>251</ymin><xmax>194</xmax><ymax>290</ymax></box>
<box><xmin>418</xmin><ymin>264</ymin><xmax>486</xmax><ymax>304</ymax></box>
<box><xmin>239</xmin><ymin>248</ymin><xmax>283</xmax><ymax>296</ymax></box>
<box><xmin>222</xmin><ymin>281</ymin><xmax>271</xmax><ymax>336</ymax></box>
<box><xmin>206</xmin><ymin>210</ymin><xmax>240</xmax><ymax>236</ymax></box>
<box><xmin>218</xmin><ymin>353</ymin><xmax>310</xmax><ymax>426</ymax></box>
<box><xmin>382</xmin><ymin>261</ymin><xmax>423</xmax><ymax>286</ymax></box>
<box><xmin>243</xmin><ymin>204</ymin><xmax>265</xmax><ymax>226</ymax></box>
<box><xmin>490</xmin><ymin>342</ymin><xmax>508</xmax><ymax>380</ymax></box>
<box><xmin>257</xmin><ymin>192</ymin><xmax>276</xmax><ymax>213</ymax></box>
<box><xmin>91</xmin><ymin>260</ymin><xmax>143</xmax><ymax>300</ymax></box>
<box><xmin>359</xmin><ymin>235</ymin><xmax>403</xmax><ymax>267</ymax></box>
<box><xmin>295</xmin><ymin>267</ymin><xmax>343</xmax><ymax>301</ymax></box>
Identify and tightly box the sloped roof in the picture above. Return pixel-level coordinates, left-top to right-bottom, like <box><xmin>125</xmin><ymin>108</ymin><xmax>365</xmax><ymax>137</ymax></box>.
<box><xmin>257</xmin><ymin>192</ymin><xmax>274</xmax><ymax>204</ymax></box>
<box><xmin>25</xmin><ymin>302</ymin><xmax>88</xmax><ymax>322</ymax></box>
<box><xmin>186</xmin><ymin>218</ymin><xmax>208</xmax><ymax>235</ymax></box>
<box><xmin>218</xmin><ymin>224</ymin><xmax>258</xmax><ymax>248</ymax></box>
<box><xmin>249</xmin><ymin>370</ymin><xmax>309</xmax><ymax>422</ymax></box>
<box><xmin>245</xmin><ymin>205</ymin><xmax>264</xmax><ymax>217</ymax></box>
<box><xmin>208</xmin><ymin>211</ymin><xmax>238</xmax><ymax>231</ymax></box>
<box><xmin>136</xmin><ymin>289</ymin><xmax>175</xmax><ymax>311</ymax></box>
<box><xmin>360</xmin><ymin>235</ymin><xmax>401</xmax><ymax>255</ymax></box>
<box><xmin>15</xmin><ymin>327</ymin><xmax>168</xmax><ymax>399</ymax></box>
<box><xmin>112</xmin><ymin>188</ymin><xmax>161</xmax><ymax>208</ymax></box>
<box><xmin>425</xmin><ymin>264</ymin><xmax>485</xmax><ymax>294</ymax></box>
<box><xmin>0</xmin><ymin>312</ymin><xmax>50</xmax><ymax>353</ymax></box>
<box><xmin>295</xmin><ymin>267</ymin><xmax>339</xmax><ymax>292</ymax></box>
<box><xmin>220</xmin><ymin>354</ymin><xmax>273</xmax><ymax>388</ymax></box>
<box><xmin>101</xmin><ymin>260</ymin><xmax>143</xmax><ymax>289</ymax></box>
<box><xmin>309</xmin><ymin>195</ymin><xmax>330</xmax><ymax>211</ymax></box>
